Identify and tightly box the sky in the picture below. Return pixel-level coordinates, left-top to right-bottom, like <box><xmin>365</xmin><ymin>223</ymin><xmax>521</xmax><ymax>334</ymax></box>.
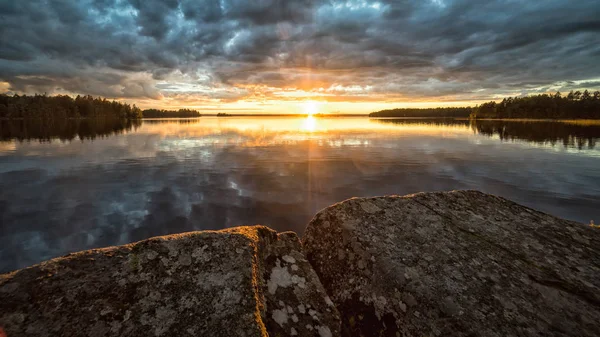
<box><xmin>1</xmin><ymin>0</ymin><xmax>599</xmax><ymax>114</ymax></box>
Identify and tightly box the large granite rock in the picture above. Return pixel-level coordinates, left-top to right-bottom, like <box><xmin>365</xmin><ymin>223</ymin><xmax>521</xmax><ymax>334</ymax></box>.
<box><xmin>0</xmin><ymin>226</ymin><xmax>340</xmax><ymax>337</ymax></box>
<box><xmin>303</xmin><ymin>190</ymin><xmax>600</xmax><ymax>337</ymax></box>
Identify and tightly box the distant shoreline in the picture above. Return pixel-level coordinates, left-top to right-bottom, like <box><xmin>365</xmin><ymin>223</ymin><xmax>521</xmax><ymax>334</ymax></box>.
<box><xmin>200</xmin><ymin>113</ymin><xmax>369</xmax><ymax>117</ymax></box>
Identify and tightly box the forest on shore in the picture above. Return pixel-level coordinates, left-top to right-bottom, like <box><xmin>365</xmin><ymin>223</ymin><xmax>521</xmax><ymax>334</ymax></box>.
<box><xmin>0</xmin><ymin>94</ymin><xmax>204</xmax><ymax>119</ymax></box>
<box><xmin>0</xmin><ymin>94</ymin><xmax>142</xmax><ymax>119</ymax></box>
<box><xmin>370</xmin><ymin>91</ymin><xmax>600</xmax><ymax>119</ymax></box>
<box><xmin>470</xmin><ymin>91</ymin><xmax>600</xmax><ymax>119</ymax></box>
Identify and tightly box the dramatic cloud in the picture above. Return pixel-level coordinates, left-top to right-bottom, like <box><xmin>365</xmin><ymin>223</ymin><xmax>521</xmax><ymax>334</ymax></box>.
<box><xmin>1</xmin><ymin>0</ymin><xmax>599</xmax><ymax>110</ymax></box>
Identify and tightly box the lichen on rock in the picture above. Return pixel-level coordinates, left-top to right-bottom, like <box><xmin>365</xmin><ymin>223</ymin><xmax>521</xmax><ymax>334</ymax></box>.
<box><xmin>261</xmin><ymin>231</ymin><xmax>340</xmax><ymax>337</ymax></box>
<box><xmin>303</xmin><ymin>190</ymin><xmax>600</xmax><ymax>337</ymax></box>
<box><xmin>0</xmin><ymin>226</ymin><xmax>340</xmax><ymax>336</ymax></box>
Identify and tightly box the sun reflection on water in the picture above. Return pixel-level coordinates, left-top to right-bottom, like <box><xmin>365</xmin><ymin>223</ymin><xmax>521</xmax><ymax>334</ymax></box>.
<box><xmin>301</xmin><ymin>115</ymin><xmax>317</xmax><ymax>132</ymax></box>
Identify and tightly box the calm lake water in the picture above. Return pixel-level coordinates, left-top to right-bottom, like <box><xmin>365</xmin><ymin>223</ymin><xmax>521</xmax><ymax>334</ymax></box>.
<box><xmin>1</xmin><ymin>117</ymin><xmax>599</xmax><ymax>272</ymax></box>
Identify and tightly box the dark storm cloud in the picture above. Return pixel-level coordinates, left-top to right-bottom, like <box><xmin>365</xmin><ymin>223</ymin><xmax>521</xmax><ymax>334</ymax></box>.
<box><xmin>0</xmin><ymin>0</ymin><xmax>599</xmax><ymax>101</ymax></box>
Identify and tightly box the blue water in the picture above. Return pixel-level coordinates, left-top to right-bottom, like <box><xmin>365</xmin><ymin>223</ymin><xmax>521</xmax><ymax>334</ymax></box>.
<box><xmin>1</xmin><ymin>117</ymin><xmax>599</xmax><ymax>272</ymax></box>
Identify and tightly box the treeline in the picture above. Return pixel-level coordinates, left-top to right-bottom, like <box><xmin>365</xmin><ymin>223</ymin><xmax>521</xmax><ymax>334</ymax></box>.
<box><xmin>142</xmin><ymin>109</ymin><xmax>201</xmax><ymax>118</ymax></box>
<box><xmin>0</xmin><ymin>94</ymin><xmax>142</xmax><ymax>119</ymax></box>
<box><xmin>369</xmin><ymin>107</ymin><xmax>472</xmax><ymax>118</ymax></box>
<box><xmin>471</xmin><ymin>91</ymin><xmax>600</xmax><ymax>119</ymax></box>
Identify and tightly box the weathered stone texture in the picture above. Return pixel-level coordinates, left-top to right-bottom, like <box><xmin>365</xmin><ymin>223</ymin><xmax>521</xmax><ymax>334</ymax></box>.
<box><xmin>303</xmin><ymin>190</ymin><xmax>600</xmax><ymax>337</ymax></box>
<box><xmin>0</xmin><ymin>226</ymin><xmax>340</xmax><ymax>337</ymax></box>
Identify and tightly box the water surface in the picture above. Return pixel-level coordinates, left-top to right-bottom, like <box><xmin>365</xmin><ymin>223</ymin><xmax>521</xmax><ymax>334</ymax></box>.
<box><xmin>1</xmin><ymin>117</ymin><xmax>599</xmax><ymax>272</ymax></box>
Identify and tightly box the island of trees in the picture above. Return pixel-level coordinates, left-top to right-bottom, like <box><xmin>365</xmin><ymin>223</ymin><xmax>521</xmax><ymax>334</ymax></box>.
<box><xmin>0</xmin><ymin>94</ymin><xmax>142</xmax><ymax>119</ymax></box>
<box><xmin>470</xmin><ymin>91</ymin><xmax>600</xmax><ymax>119</ymax></box>
<box><xmin>142</xmin><ymin>109</ymin><xmax>201</xmax><ymax>118</ymax></box>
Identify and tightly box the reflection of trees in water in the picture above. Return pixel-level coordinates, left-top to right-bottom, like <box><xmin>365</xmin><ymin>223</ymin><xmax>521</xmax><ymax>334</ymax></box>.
<box><xmin>142</xmin><ymin>118</ymin><xmax>201</xmax><ymax>125</ymax></box>
<box><xmin>471</xmin><ymin>120</ymin><xmax>599</xmax><ymax>150</ymax></box>
<box><xmin>373</xmin><ymin>118</ymin><xmax>470</xmax><ymax>127</ymax></box>
<box><xmin>3</xmin><ymin>117</ymin><xmax>599</xmax><ymax>149</ymax></box>
<box><xmin>0</xmin><ymin>118</ymin><xmax>142</xmax><ymax>142</ymax></box>
<box><xmin>374</xmin><ymin>118</ymin><xmax>599</xmax><ymax>150</ymax></box>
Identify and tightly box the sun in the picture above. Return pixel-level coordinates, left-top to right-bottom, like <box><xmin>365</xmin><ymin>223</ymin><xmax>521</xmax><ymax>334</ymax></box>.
<box><xmin>302</xmin><ymin>101</ymin><xmax>319</xmax><ymax>116</ymax></box>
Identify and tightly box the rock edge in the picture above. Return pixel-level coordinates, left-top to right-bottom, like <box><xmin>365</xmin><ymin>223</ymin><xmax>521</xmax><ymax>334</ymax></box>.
<box><xmin>1</xmin><ymin>226</ymin><xmax>340</xmax><ymax>337</ymax></box>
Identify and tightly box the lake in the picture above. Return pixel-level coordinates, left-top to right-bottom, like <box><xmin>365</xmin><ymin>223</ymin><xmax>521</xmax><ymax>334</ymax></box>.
<box><xmin>1</xmin><ymin>117</ymin><xmax>599</xmax><ymax>272</ymax></box>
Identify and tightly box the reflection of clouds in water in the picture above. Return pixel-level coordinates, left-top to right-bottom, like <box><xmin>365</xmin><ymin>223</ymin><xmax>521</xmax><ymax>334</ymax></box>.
<box><xmin>1</xmin><ymin>118</ymin><xmax>599</xmax><ymax>272</ymax></box>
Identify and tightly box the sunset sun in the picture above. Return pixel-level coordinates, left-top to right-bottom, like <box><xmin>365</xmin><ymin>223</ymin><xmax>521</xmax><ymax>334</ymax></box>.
<box><xmin>302</xmin><ymin>101</ymin><xmax>319</xmax><ymax>116</ymax></box>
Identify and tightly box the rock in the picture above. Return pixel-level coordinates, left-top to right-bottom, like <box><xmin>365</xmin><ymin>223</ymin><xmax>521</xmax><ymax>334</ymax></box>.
<box><xmin>303</xmin><ymin>190</ymin><xmax>600</xmax><ymax>337</ymax></box>
<box><xmin>0</xmin><ymin>226</ymin><xmax>340</xmax><ymax>337</ymax></box>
